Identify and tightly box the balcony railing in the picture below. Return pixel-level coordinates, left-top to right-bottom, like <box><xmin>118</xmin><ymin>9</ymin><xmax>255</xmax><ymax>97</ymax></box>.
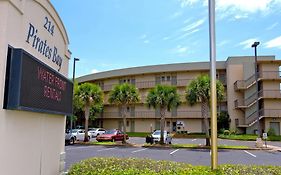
<box><xmin>258</xmin><ymin>90</ymin><xmax>281</xmax><ymax>99</ymax></box>
<box><xmin>235</xmin><ymin>90</ymin><xmax>281</xmax><ymax>109</ymax></box>
<box><xmin>234</xmin><ymin>71</ymin><xmax>281</xmax><ymax>91</ymax></box>
<box><xmin>259</xmin><ymin>71</ymin><xmax>281</xmax><ymax>80</ymax></box>
<box><xmin>245</xmin><ymin>108</ymin><xmax>281</xmax><ymax>126</ymax></box>
<box><xmin>260</xmin><ymin>109</ymin><xmax>281</xmax><ymax>118</ymax></box>
<box><xmin>101</xmin><ymin>110</ymin><xmax>205</xmax><ymax>119</ymax></box>
<box><xmin>99</xmin><ymin>78</ymin><xmax>198</xmax><ymax>91</ymax></box>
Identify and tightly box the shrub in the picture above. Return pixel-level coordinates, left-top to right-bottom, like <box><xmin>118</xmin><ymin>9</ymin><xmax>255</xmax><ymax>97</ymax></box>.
<box><xmin>68</xmin><ymin>157</ymin><xmax>281</xmax><ymax>175</ymax></box>
<box><xmin>267</xmin><ymin>128</ymin><xmax>276</xmax><ymax>136</ymax></box>
<box><xmin>223</xmin><ymin>130</ymin><xmax>230</xmax><ymax>135</ymax></box>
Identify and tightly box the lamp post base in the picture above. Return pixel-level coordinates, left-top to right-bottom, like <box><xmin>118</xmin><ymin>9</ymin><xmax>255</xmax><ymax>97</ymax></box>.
<box><xmin>255</xmin><ymin>137</ymin><xmax>263</xmax><ymax>148</ymax></box>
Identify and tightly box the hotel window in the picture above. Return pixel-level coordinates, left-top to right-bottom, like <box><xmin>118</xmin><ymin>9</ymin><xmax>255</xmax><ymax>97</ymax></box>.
<box><xmin>166</xmin><ymin>121</ymin><xmax>170</xmax><ymax>127</ymax></box>
<box><xmin>166</xmin><ymin>76</ymin><xmax>171</xmax><ymax>81</ymax></box>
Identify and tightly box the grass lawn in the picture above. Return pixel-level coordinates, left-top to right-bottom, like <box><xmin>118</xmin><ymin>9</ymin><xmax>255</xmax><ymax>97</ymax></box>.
<box><xmin>218</xmin><ymin>134</ymin><xmax>281</xmax><ymax>141</ymax></box>
<box><xmin>68</xmin><ymin>157</ymin><xmax>281</xmax><ymax>175</ymax></box>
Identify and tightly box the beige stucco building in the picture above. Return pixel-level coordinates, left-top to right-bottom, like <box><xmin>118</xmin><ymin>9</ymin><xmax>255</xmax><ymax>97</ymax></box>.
<box><xmin>0</xmin><ymin>0</ymin><xmax>71</xmax><ymax>175</ymax></box>
<box><xmin>78</xmin><ymin>56</ymin><xmax>281</xmax><ymax>136</ymax></box>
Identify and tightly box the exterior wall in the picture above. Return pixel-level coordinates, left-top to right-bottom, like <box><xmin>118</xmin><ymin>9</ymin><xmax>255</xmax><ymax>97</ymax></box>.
<box><xmin>226</xmin><ymin>63</ymin><xmax>244</xmax><ymax>129</ymax></box>
<box><xmin>265</xmin><ymin>118</ymin><xmax>281</xmax><ymax>135</ymax></box>
<box><xmin>0</xmin><ymin>1</ymin><xmax>70</xmax><ymax>175</ymax></box>
<box><xmin>78</xmin><ymin>56</ymin><xmax>281</xmax><ymax>135</ymax></box>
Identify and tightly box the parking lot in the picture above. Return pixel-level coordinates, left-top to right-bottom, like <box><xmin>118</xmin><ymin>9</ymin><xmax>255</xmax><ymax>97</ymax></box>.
<box><xmin>65</xmin><ymin>137</ymin><xmax>281</xmax><ymax>171</ymax></box>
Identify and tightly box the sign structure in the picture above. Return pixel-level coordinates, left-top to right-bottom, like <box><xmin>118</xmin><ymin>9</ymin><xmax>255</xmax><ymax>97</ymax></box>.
<box><xmin>4</xmin><ymin>48</ymin><xmax>73</xmax><ymax>115</ymax></box>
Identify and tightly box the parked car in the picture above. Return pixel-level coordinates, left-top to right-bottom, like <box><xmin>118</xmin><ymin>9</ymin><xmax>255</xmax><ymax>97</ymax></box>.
<box><xmin>71</xmin><ymin>129</ymin><xmax>92</xmax><ymax>141</ymax></box>
<box><xmin>96</xmin><ymin>129</ymin><xmax>129</xmax><ymax>142</ymax></box>
<box><xmin>151</xmin><ymin>130</ymin><xmax>172</xmax><ymax>144</ymax></box>
<box><xmin>65</xmin><ymin>130</ymin><xmax>75</xmax><ymax>145</ymax></box>
<box><xmin>88</xmin><ymin>128</ymin><xmax>106</xmax><ymax>138</ymax></box>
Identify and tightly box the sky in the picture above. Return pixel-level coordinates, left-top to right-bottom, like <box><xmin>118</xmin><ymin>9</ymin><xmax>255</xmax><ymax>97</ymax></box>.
<box><xmin>50</xmin><ymin>0</ymin><xmax>281</xmax><ymax>78</ymax></box>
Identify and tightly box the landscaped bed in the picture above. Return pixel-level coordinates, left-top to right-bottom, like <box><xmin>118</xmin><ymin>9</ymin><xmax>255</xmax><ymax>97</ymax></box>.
<box><xmin>68</xmin><ymin>157</ymin><xmax>281</xmax><ymax>175</ymax></box>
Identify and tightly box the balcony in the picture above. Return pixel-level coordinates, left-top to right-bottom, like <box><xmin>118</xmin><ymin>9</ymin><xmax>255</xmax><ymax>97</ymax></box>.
<box><xmin>234</xmin><ymin>74</ymin><xmax>256</xmax><ymax>91</ymax></box>
<box><xmin>101</xmin><ymin>110</ymin><xmax>204</xmax><ymax>119</ymax></box>
<box><xmin>235</xmin><ymin>90</ymin><xmax>281</xmax><ymax>109</ymax></box>
<box><xmin>258</xmin><ymin>90</ymin><xmax>281</xmax><ymax>99</ymax></box>
<box><xmin>234</xmin><ymin>71</ymin><xmax>281</xmax><ymax>91</ymax></box>
<box><xmin>259</xmin><ymin>71</ymin><xmax>281</xmax><ymax>80</ymax></box>
<box><xmin>100</xmin><ymin>78</ymin><xmax>196</xmax><ymax>92</ymax></box>
<box><xmin>244</xmin><ymin>108</ymin><xmax>281</xmax><ymax>126</ymax></box>
<box><xmin>260</xmin><ymin>109</ymin><xmax>281</xmax><ymax>118</ymax></box>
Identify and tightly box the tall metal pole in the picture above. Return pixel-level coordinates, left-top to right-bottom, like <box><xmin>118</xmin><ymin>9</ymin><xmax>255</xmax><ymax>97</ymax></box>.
<box><xmin>209</xmin><ymin>0</ymin><xmax>218</xmax><ymax>170</ymax></box>
<box><xmin>71</xmin><ymin>57</ymin><xmax>79</xmax><ymax>133</ymax></box>
<box><xmin>252</xmin><ymin>42</ymin><xmax>261</xmax><ymax>138</ymax></box>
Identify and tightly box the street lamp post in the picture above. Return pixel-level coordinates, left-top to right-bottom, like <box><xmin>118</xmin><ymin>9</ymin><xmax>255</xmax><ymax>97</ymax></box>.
<box><xmin>209</xmin><ymin>0</ymin><xmax>218</xmax><ymax>170</ymax></box>
<box><xmin>251</xmin><ymin>42</ymin><xmax>261</xmax><ymax>138</ymax></box>
<box><xmin>70</xmin><ymin>57</ymin><xmax>80</xmax><ymax>133</ymax></box>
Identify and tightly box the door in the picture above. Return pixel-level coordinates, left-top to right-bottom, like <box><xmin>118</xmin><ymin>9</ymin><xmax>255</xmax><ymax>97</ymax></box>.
<box><xmin>269</xmin><ymin>122</ymin><xmax>280</xmax><ymax>135</ymax></box>
<box><xmin>172</xmin><ymin>122</ymin><xmax>177</xmax><ymax>132</ymax></box>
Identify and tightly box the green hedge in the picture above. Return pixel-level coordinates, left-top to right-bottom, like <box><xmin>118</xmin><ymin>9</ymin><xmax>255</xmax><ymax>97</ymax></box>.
<box><xmin>68</xmin><ymin>157</ymin><xmax>281</xmax><ymax>175</ymax></box>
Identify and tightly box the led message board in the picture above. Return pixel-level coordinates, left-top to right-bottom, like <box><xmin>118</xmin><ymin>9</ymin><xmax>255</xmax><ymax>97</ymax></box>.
<box><xmin>4</xmin><ymin>48</ymin><xmax>73</xmax><ymax>115</ymax></box>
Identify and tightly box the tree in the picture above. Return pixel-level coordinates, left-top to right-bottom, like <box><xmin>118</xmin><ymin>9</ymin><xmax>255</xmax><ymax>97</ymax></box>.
<box><xmin>108</xmin><ymin>83</ymin><xmax>140</xmax><ymax>143</ymax></box>
<box><xmin>185</xmin><ymin>74</ymin><xmax>224</xmax><ymax>146</ymax></box>
<box><xmin>75</xmin><ymin>83</ymin><xmax>103</xmax><ymax>142</ymax></box>
<box><xmin>146</xmin><ymin>85</ymin><xmax>181</xmax><ymax>144</ymax></box>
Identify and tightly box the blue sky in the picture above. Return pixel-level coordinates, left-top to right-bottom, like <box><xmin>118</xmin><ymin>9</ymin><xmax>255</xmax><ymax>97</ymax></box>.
<box><xmin>51</xmin><ymin>0</ymin><xmax>281</xmax><ymax>78</ymax></box>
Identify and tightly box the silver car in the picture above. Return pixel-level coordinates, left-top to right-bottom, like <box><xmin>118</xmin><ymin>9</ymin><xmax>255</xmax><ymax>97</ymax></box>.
<box><xmin>151</xmin><ymin>130</ymin><xmax>172</xmax><ymax>144</ymax></box>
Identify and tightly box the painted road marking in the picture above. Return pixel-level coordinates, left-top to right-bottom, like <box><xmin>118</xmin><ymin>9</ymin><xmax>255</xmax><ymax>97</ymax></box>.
<box><xmin>132</xmin><ymin>148</ymin><xmax>147</xmax><ymax>153</ymax></box>
<box><xmin>244</xmin><ymin>150</ymin><xmax>257</xmax><ymax>158</ymax></box>
<box><xmin>191</xmin><ymin>139</ymin><xmax>197</xmax><ymax>142</ymax></box>
<box><xmin>170</xmin><ymin>149</ymin><xmax>179</xmax><ymax>155</ymax></box>
<box><xmin>66</xmin><ymin>146</ymin><xmax>92</xmax><ymax>151</ymax></box>
<box><xmin>97</xmin><ymin>148</ymin><xmax>115</xmax><ymax>152</ymax></box>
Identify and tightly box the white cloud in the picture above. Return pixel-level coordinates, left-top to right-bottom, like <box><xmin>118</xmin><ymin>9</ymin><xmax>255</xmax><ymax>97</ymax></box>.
<box><xmin>143</xmin><ymin>40</ymin><xmax>150</xmax><ymax>44</ymax></box>
<box><xmin>176</xmin><ymin>28</ymin><xmax>200</xmax><ymax>40</ymax></box>
<box><xmin>139</xmin><ymin>34</ymin><xmax>147</xmax><ymax>39</ymax></box>
<box><xmin>217</xmin><ymin>40</ymin><xmax>230</xmax><ymax>47</ymax></box>
<box><xmin>179</xmin><ymin>0</ymin><xmax>207</xmax><ymax>7</ymax></box>
<box><xmin>170</xmin><ymin>11</ymin><xmax>183</xmax><ymax>19</ymax></box>
<box><xmin>265</xmin><ymin>36</ymin><xmax>281</xmax><ymax>49</ymax></box>
<box><xmin>174</xmin><ymin>45</ymin><xmax>188</xmax><ymax>54</ymax></box>
<box><xmin>91</xmin><ymin>69</ymin><xmax>99</xmax><ymax>74</ymax></box>
<box><xmin>162</xmin><ymin>36</ymin><xmax>170</xmax><ymax>40</ymax></box>
<box><xmin>179</xmin><ymin>0</ymin><xmax>281</xmax><ymax>19</ymax></box>
<box><xmin>266</xmin><ymin>22</ymin><xmax>278</xmax><ymax>30</ymax></box>
<box><xmin>181</xmin><ymin>19</ymin><xmax>205</xmax><ymax>32</ymax></box>
<box><xmin>238</xmin><ymin>38</ymin><xmax>259</xmax><ymax>50</ymax></box>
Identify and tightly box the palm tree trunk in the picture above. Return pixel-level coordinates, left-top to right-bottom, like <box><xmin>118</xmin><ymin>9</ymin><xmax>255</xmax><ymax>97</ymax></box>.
<box><xmin>84</xmin><ymin>105</ymin><xmax>90</xmax><ymax>142</ymax></box>
<box><xmin>122</xmin><ymin>105</ymin><xmax>127</xmax><ymax>144</ymax></box>
<box><xmin>202</xmin><ymin>100</ymin><xmax>210</xmax><ymax>146</ymax></box>
<box><xmin>160</xmin><ymin>108</ymin><xmax>166</xmax><ymax>145</ymax></box>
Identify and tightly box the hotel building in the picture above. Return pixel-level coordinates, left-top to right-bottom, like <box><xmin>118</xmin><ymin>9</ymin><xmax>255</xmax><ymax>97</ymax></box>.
<box><xmin>78</xmin><ymin>56</ymin><xmax>281</xmax><ymax>135</ymax></box>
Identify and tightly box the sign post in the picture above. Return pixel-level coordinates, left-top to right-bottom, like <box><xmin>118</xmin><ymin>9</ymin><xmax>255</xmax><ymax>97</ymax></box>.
<box><xmin>263</xmin><ymin>133</ymin><xmax>268</xmax><ymax>148</ymax></box>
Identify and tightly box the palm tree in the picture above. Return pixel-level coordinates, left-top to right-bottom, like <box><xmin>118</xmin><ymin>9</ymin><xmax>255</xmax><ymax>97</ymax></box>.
<box><xmin>75</xmin><ymin>83</ymin><xmax>103</xmax><ymax>142</ymax></box>
<box><xmin>146</xmin><ymin>85</ymin><xmax>181</xmax><ymax>144</ymax></box>
<box><xmin>185</xmin><ymin>74</ymin><xmax>224</xmax><ymax>146</ymax></box>
<box><xmin>108</xmin><ymin>83</ymin><xmax>140</xmax><ymax>143</ymax></box>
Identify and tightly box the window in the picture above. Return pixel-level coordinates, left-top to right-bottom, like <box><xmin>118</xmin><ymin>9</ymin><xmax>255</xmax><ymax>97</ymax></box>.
<box><xmin>166</xmin><ymin>76</ymin><xmax>171</xmax><ymax>81</ymax></box>
<box><xmin>161</xmin><ymin>76</ymin><xmax>165</xmax><ymax>82</ymax></box>
<box><xmin>126</xmin><ymin>121</ymin><xmax>130</xmax><ymax>127</ymax></box>
<box><xmin>166</xmin><ymin>121</ymin><xmax>170</xmax><ymax>127</ymax></box>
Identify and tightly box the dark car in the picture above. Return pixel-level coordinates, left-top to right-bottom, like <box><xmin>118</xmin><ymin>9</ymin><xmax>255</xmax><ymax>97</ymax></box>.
<box><xmin>96</xmin><ymin>129</ymin><xmax>129</xmax><ymax>142</ymax></box>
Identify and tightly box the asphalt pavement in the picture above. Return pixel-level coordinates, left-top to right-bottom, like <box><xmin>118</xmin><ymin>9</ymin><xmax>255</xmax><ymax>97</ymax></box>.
<box><xmin>65</xmin><ymin>144</ymin><xmax>281</xmax><ymax>171</ymax></box>
<box><xmin>65</xmin><ymin>137</ymin><xmax>281</xmax><ymax>171</ymax></box>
